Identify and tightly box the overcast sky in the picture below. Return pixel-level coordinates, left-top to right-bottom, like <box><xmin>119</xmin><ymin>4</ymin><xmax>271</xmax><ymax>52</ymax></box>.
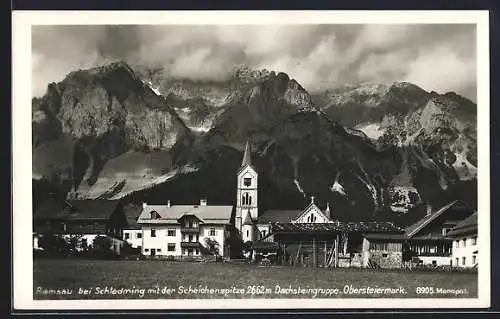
<box><xmin>32</xmin><ymin>24</ymin><xmax>477</xmax><ymax>101</ymax></box>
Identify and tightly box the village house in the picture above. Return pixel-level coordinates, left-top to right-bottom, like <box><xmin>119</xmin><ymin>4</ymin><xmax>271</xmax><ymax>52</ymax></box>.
<box><xmin>446</xmin><ymin>212</ymin><xmax>478</xmax><ymax>268</ymax></box>
<box><xmin>122</xmin><ymin>205</ymin><xmax>143</xmax><ymax>249</ymax></box>
<box><xmin>33</xmin><ymin>199</ymin><xmax>128</xmax><ymax>254</ymax></box>
<box><xmin>235</xmin><ymin>140</ymin><xmax>405</xmax><ymax>269</ymax></box>
<box><xmin>404</xmin><ymin>200</ymin><xmax>476</xmax><ymax>267</ymax></box>
<box><xmin>136</xmin><ymin>200</ymin><xmax>234</xmax><ymax>259</ymax></box>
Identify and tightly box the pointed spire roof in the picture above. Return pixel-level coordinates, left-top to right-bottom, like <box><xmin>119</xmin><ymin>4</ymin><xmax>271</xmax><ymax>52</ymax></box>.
<box><xmin>242</xmin><ymin>210</ymin><xmax>254</xmax><ymax>226</ymax></box>
<box><xmin>325</xmin><ymin>202</ymin><xmax>331</xmax><ymax>217</ymax></box>
<box><xmin>241</xmin><ymin>139</ymin><xmax>252</xmax><ymax>167</ymax></box>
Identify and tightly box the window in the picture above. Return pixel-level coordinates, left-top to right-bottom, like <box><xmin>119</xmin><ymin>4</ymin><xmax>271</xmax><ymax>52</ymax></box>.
<box><xmin>432</xmin><ymin>260</ymin><xmax>437</xmax><ymax>266</ymax></box>
<box><xmin>151</xmin><ymin>229</ymin><xmax>156</xmax><ymax>237</ymax></box>
<box><xmin>195</xmin><ymin>249</ymin><xmax>199</xmax><ymax>255</ymax></box>
<box><xmin>209</xmin><ymin>228</ymin><xmax>216</xmax><ymax>236</ymax></box>
<box><xmin>382</xmin><ymin>253</ymin><xmax>388</xmax><ymax>258</ymax></box>
<box><xmin>124</xmin><ymin>233</ymin><xmax>130</xmax><ymax>240</ymax></box>
<box><xmin>455</xmin><ymin>240</ymin><xmax>459</xmax><ymax>248</ymax></box>
<box><xmin>145</xmin><ymin>249</ymin><xmax>150</xmax><ymax>252</ymax></box>
<box><xmin>472</xmin><ymin>236</ymin><xmax>477</xmax><ymax>245</ymax></box>
<box><xmin>246</xmin><ymin>230</ymin><xmax>249</xmax><ymax>237</ymax></box>
<box><xmin>244</xmin><ymin>178</ymin><xmax>252</xmax><ymax>187</ymax></box>
<box><xmin>189</xmin><ymin>221</ymin><xmax>193</xmax><ymax>228</ymax></box>
<box><xmin>462</xmin><ymin>239</ymin><xmax>467</xmax><ymax>247</ymax></box>
<box><xmin>168</xmin><ymin>243</ymin><xmax>175</xmax><ymax>251</ymax></box>
<box><xmin>262</xmin><ymin>230</ymin><xmax>267</xmax><ymax>237</ymax></box>
<box><xmin>455</xmin><ymin>258</ymin><xmax>459</xmax><ymax>266</ymax></box>
<box><xmin>189</xmin><ymin>234</ymin><xmax>193</xmax><ymax>242</ymax></box>
<box><xmin>472</xmin><ymin>255</ymin><xmax>477</xmax><ymax>264</ymax></box>
<box><xmin>242</xmin><ymin>193</ymin><xmax>252</xmax><ymax>206</ymax></box>
<box><xmin>136</xmin><ymin>233</ymin><xmax>142</xmax><ymax>239</ymax></box>
<box><xmin>462</xmin><ymin>257</ymin><xmax>466</xmax><ymax>265</ymax></box>
<box><xmin>157</xmin><ymin>249</ymin><xmax>161</xmax><ymax>252</ymax></box>
<box><xmin>167</xmin><ymin>229</ymin><xmax>176</xmax><ymax>236</ymax></box>
<box><xmin>150</xmin><ymin>211</ymin><xmax>160</xmax><ymax>219</ymax></box>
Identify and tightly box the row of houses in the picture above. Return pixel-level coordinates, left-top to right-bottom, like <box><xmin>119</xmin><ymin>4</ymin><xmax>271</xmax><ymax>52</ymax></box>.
<box><xmin>32</xmin><ymin>141</ymin><xmax>478</xmax><ymax>269</ymax></box>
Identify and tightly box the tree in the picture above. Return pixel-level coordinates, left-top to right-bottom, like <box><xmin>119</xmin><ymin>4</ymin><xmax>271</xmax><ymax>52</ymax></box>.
<box><xmin>202</xmin><ymin>238</ymin><xmax>221</xmax><ymax>257</ymax></box>
<box><xmin>38</xmin><ymin>234</ymin><xmax>67</xmax><ymax>256</ymax></box>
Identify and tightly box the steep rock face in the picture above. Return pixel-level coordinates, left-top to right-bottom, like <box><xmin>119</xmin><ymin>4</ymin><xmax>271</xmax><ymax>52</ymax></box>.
<box><xmin>32</xmin><ymin>61</ymin><xmax>193</xmax><ymax>198</ymax></box>
<box><xmin>314</xmin><ymin>82</ymin><xmax>430</xmax><ymax>129</ymax></box>
<box><xmin>33</xmin><ymin>63</ymin><xmax>477</xmax><ymax>225</ymax></box>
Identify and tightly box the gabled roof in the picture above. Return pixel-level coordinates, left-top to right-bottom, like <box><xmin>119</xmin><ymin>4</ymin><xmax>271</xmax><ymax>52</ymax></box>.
<box><xmin>446</xmin><ymin>212</ymin><xmax>477</xmax><ymax>237</ymax></box>
<box><xmin>405</xmin><ymin>200</ymin><xmax>460</xmax><ymax>238</ymax></box>
<box><xmin>137</xmin><ymin>204</ymin><xmax>233</xmax><ymax>224</ymax></box>
<box><xmin>257</xmin><ymin>210</ymin><xmax>302</xmax><ymax>224</ymax></box>
<box><xmin>242</xmin><ymin>210</ymin><xmax>254</xmax><ymax>226</ymax></box>
<box><xmin>124</xmin><ymin>204</ymin><xmax>142</xmax><ymax>228</ymax></box>
<box><xmin>34</xmin><ymin>199</ymin><xmax>121</xmax><ymax>221</ymax></box>
<box><xmin>291</xmin><ymin>202</ymin><xmax>330</xmax><ymax>223</ymax></box>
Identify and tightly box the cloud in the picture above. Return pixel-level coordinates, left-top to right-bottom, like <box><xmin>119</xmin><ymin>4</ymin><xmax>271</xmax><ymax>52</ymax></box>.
<box><xmin>31</xmin><ymin>24</ymin><xmax>477</xmax><ymax>101</ymax></box>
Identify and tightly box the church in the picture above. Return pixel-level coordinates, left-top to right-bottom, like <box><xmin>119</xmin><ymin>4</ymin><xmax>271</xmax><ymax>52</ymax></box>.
<box><xmin>234</xmin><ymin>140</ymin><xmax>406</xmax><ymax>269</ymax></box>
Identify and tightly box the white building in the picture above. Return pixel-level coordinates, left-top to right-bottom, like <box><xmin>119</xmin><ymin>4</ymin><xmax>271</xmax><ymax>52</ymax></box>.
<box><xmin>136</xmin><ymin>200</ymin><xmax>234</xmax><ymax>259</ymax></box>
<box><xmin>447</xmin><ymin>212</ymin><xmax>478</xmax><ymax>268</ymax></box>
<box><xmin>123</xmin><ymin>205</ymin><xmax>143</xmax><ymax>249</ymax></box>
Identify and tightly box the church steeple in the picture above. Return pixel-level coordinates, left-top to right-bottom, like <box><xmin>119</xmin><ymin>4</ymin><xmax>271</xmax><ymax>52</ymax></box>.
<box><xmin>241</xmin><ymin>139</ymin><xmax>252</xmax><ymax>167</ymax></box>
<box><xmin>235</xmin><ymin>138</ymin><xmax>258</xmax><ymax>237</ymax></box>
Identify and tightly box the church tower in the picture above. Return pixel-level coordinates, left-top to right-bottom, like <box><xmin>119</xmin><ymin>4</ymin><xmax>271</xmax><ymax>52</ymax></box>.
<box><xmin>235</xmin><ymin>139</ymin><xmax>258</xmax><ymax>240</ymax></box>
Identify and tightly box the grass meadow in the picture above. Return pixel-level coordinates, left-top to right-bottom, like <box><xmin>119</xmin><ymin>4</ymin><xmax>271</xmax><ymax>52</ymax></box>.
<box><xmin>33</xmin><ymin>258</ymin><xmax>477</xmax><ymax>299</ymax></box>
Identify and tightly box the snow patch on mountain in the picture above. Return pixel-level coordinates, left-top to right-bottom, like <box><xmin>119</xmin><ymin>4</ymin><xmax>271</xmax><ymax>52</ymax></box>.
<box><xmin>143</xmin><ymin>80</ymin><xmax>162</xmax><ymax>96</ymax></box>
<box><xmin>330</xmin><ymin>171</ymin><xmax>347</xmax><ymax>196</ymax></box>
<box><xmin>389</xmin><ymin>186</ymin><xmax>421</xmax><ymax>214</ymax></box>
<box><xmin>294</xmin><ymin>179</ymin><xmax>306</xmax><ymax>197</ymax></box>
<box><xmin>354</xmin><ymin>123</ymin><xmax>386</xmax><ymax>140</ymax></box>
<box><xmin>453</xmin><ymin>152</ymin><xmax>477</xmax><ymax>181</ymax></box>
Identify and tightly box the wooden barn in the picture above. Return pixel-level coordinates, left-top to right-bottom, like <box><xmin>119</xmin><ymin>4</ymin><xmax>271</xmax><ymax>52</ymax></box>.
<box><xmin>252</xmin><ymin>221</ymin><xmax>405</xmax><ymax>269</ymax></box>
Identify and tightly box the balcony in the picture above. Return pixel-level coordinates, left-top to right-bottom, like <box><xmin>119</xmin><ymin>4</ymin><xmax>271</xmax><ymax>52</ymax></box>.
<box><xmin>181</xmin><ymin>227</ymin><xmax>200</xmax><ymax>234</ymax></box>
<box><xmin>180</xmin><ymin>241</ymin><xmax>202</xmax><ymax>248</ymax></box>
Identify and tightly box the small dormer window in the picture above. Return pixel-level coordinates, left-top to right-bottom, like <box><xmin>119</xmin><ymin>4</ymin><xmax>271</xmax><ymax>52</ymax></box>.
<box><xmin>244</xmin><ymin>178</ymin><xmax>252</xmax><ymax>187</ymax></box>
<box><xmin>150</xmin><ymin>211</ymin><xmax>160</xmax><ymax>219</ymax></box>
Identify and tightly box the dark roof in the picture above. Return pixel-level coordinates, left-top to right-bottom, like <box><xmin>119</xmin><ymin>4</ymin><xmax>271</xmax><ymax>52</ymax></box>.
<box><xmin>362</xmin><ymin>233</ymin><xmax>406</xmax><ymax>241</ymax></box>
<box><xmin>124</xmin><ymin>204</ymin><xmax>142</xmax><ymax>228</ymax></box>
<box><xmin>241</xmin><ymin>139</ymin><xmax>252</xmax><ymax>167</ymax></box>
<box><xmin>405</xmin><ymin>200</ymin><xmax>460</xmax><ymax>238</ymax></box>
<box><xmin>252</xmin><ymin>241</ymin><xmax>279</xmax><ymax>250</ymax></box>
<box><xmin>446</xmin><ymin>212</ymin><xmax>477</xmax><ymax>237</ymax></box>
<box><xmin>257</xmin><ymin>210</ymin><xmax>302</xmax><ymax>223</ymax></box>
<box><xmin>34</xmin><ymin>199</ymin><xmax>121</xmax><ymax>221</ymax></box>
<box><xmin>270</xmin><ymin>221</ymin><xmax>403</xmax><ymax>234</ymax></box>
<box><xmin>242</xmin><ymin>211</ymin><xmax>254</xmax><ymax>226</ymax></box>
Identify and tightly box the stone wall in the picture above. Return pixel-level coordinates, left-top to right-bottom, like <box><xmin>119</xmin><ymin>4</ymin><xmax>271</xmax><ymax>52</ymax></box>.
<box><xmin>368</xmin><ymin>250</ymin><xmax>402</xmax><ymax>269</ymax></box>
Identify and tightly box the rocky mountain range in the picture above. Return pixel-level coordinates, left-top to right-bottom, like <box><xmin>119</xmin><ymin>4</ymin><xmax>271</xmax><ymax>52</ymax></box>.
<box><xmin>32</xmin><ymin>61</ymin><xmax>477</xmax><ymax>226</ymax></box>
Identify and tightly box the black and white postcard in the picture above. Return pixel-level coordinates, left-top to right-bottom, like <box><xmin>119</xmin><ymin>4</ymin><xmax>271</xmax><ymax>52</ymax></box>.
<box><xmin>12</xmin><ymin>10</ymin><xmax>491</xmax><ymax>310</ymax></box>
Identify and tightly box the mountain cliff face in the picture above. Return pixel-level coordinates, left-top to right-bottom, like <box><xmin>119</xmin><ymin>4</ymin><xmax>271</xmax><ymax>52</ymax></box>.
<box><xmin>32</xmin><ymin>62</ymin><xmax>477</xmax><ymax>226</ymax></box>
<box><xmin>32</xmin><ymin>61</ymin><xmax>193</xmax><ymax>199</ymax></box>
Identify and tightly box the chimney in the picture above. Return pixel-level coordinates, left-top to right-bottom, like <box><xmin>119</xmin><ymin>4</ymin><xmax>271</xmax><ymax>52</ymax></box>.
<box><xmin>325</xmin><ymin>202</ymin><xmax>330</xmax><ymax>217</ymax></box>
<box><xmin>142</xmin><ymin>202</ymin><xmax>147</xmax><ymax>209</ymax></box>
<box><xmin>200</xmin><ymin>199</ymin><xmax>207</xmax><ymax>206</ymax></box>
<box><xmin>310</xmin><ymin>196</ymin><xmax>315</xmax><ymax>204</ymax></box>
<box><xmin>167</xmin><ymin>200</ymin><xmax>171</xmax><ymax>208</ymax></box>
<box><xmin>426</xmin><ymin>203</ymin><xmax>432</xmax><ymax>216</ymax></box>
